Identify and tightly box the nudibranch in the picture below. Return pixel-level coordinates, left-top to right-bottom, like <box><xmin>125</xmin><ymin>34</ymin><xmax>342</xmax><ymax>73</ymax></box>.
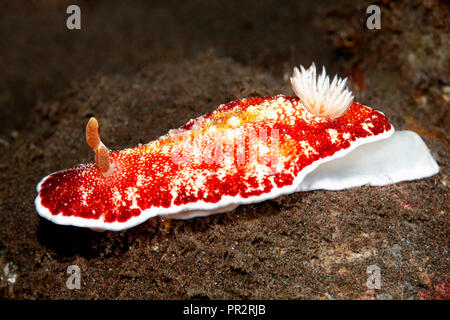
<box><xmin>35</xmin><ymin>64</ymin><xmax>439</xmax><ymax>231</ymax></box>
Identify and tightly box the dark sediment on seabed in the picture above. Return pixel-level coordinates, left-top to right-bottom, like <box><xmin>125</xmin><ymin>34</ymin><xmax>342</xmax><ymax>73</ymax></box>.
<box><xmin>0</xmin><ymin>0</ymin><xmax>448</xmax><ymax>299</ymax></box>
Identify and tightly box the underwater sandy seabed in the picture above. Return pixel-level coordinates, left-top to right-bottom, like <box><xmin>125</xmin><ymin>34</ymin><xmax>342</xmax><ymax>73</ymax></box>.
<box><xmin>0</xmin><ymin>0</ymin><xmax>448</xmax><ymax>299</ymax></box>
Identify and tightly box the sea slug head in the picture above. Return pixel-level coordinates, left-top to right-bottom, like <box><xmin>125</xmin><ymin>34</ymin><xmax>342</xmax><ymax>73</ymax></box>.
<box><xmin>290</xmin><ymin>63</ymin><xmax>354</xmax><ymax>119</ymax></box>
<box><xmin>35</xmin><ymin>117</ymin><xmax>125</xmax><ymax>231</ymax></box>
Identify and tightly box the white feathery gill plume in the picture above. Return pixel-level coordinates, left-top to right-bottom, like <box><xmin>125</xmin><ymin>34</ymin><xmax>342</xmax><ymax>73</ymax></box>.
<box><xmin>290</xmin><ymin>63</ymin><xmax>354</xmax><ymax>119</ymax></box>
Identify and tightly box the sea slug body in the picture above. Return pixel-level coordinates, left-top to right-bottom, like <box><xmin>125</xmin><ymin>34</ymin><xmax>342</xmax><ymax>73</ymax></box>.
<box><xmin>35</xmin><ymin>64</ymin><xmax>439</xmax><ymax>231</ymax></box>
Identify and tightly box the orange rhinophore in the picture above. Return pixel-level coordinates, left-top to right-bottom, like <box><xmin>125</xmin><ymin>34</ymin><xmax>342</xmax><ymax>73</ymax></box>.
<box><xmin>86</xmin><ymin>117</ymin><xmax>112</xmax><ymax>176</ymax></box>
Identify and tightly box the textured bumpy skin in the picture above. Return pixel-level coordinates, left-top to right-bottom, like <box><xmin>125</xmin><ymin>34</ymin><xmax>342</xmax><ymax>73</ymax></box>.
<box><xmin>35</xmin><ymin>95</ymin><xmax>393</xmax><ymax>230</ymax></box>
